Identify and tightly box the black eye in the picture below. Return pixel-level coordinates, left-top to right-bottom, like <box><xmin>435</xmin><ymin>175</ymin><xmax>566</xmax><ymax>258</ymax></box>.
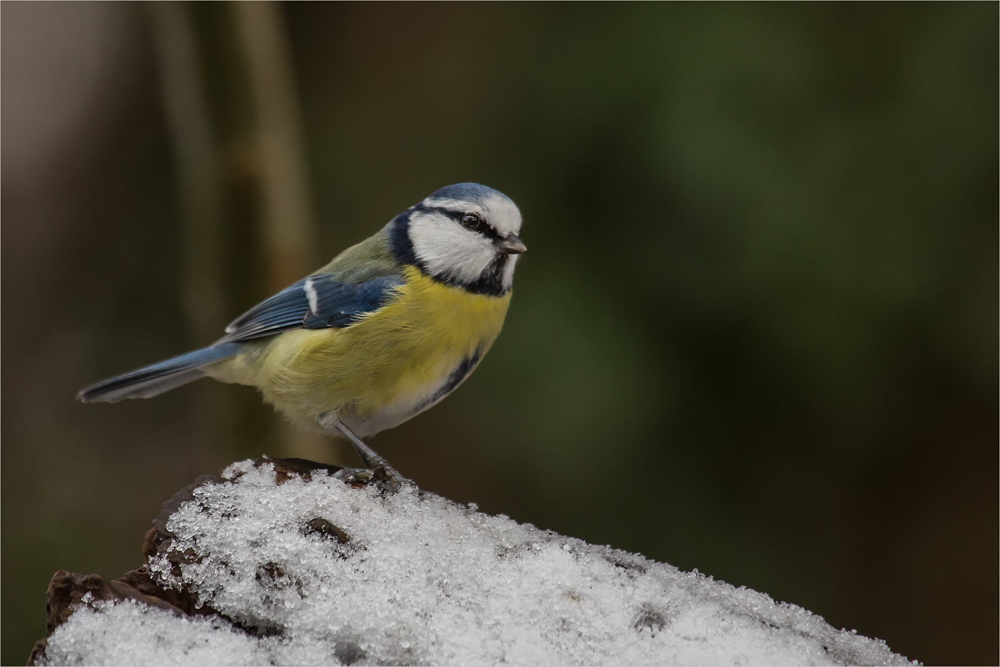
<box><xmin>461</xmin><ymin>214</ymin><xmax>482</xmax><ymax>231</ymax></box>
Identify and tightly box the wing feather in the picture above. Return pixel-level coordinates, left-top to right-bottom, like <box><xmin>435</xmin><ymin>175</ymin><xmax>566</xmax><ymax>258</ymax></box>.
<box><xmin>219</xmin><ymin>274</ymin><xmax>403</xmax><ymax>343</ymax></box>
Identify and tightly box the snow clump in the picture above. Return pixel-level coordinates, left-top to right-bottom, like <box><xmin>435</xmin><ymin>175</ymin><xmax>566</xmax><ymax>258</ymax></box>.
<box><xmin>40</xmin><ymin>460</ymin><xmax>914</xmax><ymax>665</ymax></box>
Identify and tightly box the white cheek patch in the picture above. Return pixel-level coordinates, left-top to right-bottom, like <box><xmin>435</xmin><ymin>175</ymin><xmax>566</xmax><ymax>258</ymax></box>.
<box><xmin>409</xmin><ymin>211</ymin><xmax>496</xmax><ymax>284</ymax></box>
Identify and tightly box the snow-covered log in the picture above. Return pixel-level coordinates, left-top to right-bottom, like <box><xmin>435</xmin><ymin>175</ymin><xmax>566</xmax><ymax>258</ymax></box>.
<box><xmin>31</xmin><ymin>458</ymin><xmax>913</xmax><ymax>666</ymax></box>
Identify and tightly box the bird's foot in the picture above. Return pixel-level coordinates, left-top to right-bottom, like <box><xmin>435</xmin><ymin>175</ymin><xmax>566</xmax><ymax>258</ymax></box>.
<box><xmin>320</xmin><ymin>414</ymin><xmax>410</xmax><ymax>494</ymax></box>
<box><xmin>333</xmin><ymin>463</ymin><xmax>406</xmax><ymax>494</ymax></box>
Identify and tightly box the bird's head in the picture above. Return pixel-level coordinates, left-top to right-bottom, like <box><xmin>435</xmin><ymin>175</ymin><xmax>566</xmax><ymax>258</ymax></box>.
<box><xmin>389</xmin><ymin>183</ymin><xmax>526</xmax><ymax>296</ymax></box>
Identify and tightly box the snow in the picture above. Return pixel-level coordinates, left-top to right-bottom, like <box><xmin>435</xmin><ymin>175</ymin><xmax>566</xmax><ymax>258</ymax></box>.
<box><xmin>39</xmin><ymin>460</ymin><xmax>914</xmax><ymax>666</ymax></box>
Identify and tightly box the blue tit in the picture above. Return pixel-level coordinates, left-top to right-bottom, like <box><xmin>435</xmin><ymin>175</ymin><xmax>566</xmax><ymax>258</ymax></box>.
<box><xmin>78</xmin><ymin>183</ymin><xmax>527</xmax><ymax>471</ymax></box>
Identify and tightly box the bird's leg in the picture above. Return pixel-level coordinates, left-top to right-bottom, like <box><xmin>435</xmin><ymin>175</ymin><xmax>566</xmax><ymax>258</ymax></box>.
<box><xmin>319</xmin><ymin>413</ymin><xmax>408</xmax><ymax>492</ymax></box>
<box><xmin>334</xmin><ymin>421</ymin><xmax>388</xmax><ymax>470</ymax></box>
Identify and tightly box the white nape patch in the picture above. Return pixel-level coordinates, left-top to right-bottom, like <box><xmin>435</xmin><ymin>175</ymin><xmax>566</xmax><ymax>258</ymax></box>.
<box><xmin>409</xmin><ymin>210</ymin><xmax>496</xmax><ymax>285</ymax></box>
<box><xmin>303</xmin><ymin>277</ymin><xmax>319</xmax><ymax>312</ymax></box>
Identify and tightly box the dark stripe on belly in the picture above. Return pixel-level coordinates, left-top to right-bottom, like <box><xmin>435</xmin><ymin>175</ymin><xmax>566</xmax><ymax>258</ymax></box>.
<box><xmin>417</xmin><ymin>349</ymin><xmax>482</xmax><ymax>412</ymax></box>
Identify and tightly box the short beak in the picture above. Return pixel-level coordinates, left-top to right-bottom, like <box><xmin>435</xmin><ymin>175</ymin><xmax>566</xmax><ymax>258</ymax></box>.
<box><xmin>497</xmin><ymin>234</ymin><xmax>527</xmax><ymax>255</ymax></box>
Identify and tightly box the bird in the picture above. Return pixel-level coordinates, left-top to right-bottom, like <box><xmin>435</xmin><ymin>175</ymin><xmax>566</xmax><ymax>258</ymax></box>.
<box><xmin>77</xmin><ymin>183</ymin><xmax>526</xmax><ymax>475</ymax></box>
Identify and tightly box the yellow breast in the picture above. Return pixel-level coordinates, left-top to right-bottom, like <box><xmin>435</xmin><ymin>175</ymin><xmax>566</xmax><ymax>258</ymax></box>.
<box><xmin>215</xmin><ymin>266</ymin><xmax>511</xmax><ymax>434</ymax></box>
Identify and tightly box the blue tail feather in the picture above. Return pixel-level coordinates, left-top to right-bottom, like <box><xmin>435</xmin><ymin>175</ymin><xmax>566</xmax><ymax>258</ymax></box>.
<box><xmin>77</xmin><ymin>342</ymin><xmax>240</xmax><ymax>403</ymax></box>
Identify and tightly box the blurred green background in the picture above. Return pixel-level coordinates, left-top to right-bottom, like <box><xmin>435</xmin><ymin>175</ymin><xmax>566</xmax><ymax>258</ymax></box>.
<box><xmin>2</xmin><ymin>2</ymin><xmax>997</xmax><ymax>664</ymax></box>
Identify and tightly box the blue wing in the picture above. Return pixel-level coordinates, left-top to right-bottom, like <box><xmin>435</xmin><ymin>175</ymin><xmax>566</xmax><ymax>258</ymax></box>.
<box><xmin>218</xmin><ymin>274</ymin><xmax>403</xmax><ymax>343</ymax></box>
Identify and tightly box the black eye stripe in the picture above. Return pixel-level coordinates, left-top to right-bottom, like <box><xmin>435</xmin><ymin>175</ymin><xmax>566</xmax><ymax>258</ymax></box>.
<box><xmin>413</xmin><ymin>204</ymin><xmax>501</xmax><ymax>241</ymax></box>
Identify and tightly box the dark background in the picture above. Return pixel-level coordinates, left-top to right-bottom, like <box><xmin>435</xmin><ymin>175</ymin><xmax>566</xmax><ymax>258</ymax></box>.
<box><xmin>2</xmin><ymin>3</ymin><xmax>997</xmax><ymax>664</ymax></box>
